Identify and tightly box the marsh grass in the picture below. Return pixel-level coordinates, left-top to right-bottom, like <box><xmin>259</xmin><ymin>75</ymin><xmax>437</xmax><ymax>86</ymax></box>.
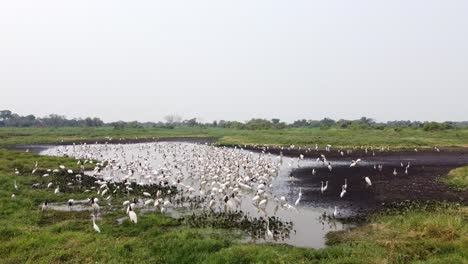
<box><xmin>1</xmin><ymin>127</ymin><xmax>468</xmax><ymax>149</ymax></box>
<box><xmin>443</xmin><ymin>166</ymin><xmax>468</xmax><ymax>190</ymax></box>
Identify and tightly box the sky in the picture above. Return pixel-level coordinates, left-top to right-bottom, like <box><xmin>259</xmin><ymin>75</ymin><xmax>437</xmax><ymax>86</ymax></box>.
<box><xmin>0</xmin><ymin>0</ymin><xmax>467</xmax><ymax>123</ymax></box>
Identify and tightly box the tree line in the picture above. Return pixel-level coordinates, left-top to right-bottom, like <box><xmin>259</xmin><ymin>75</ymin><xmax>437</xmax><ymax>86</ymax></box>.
<box><xmin>0</xmin><ymin>110</ymin><xmax>103</xmax><ymax>128</ymax></box>
<box><xmin>1</xmin><ymin>110</ymin><xmax>466</xmax><ymax>131</ymax></box>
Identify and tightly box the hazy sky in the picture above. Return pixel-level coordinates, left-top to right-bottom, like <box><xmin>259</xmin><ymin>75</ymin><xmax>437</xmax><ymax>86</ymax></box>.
<box><xmin>1</xmin><ymin>1</ymin><xmax>467</xmax><ymax>123</ymax></box>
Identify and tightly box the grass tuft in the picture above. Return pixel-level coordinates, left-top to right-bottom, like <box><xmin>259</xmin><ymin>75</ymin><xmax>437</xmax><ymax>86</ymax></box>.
<box><xmin>443</xmin><ymin>166</ymin><xmax>468</xmax><ymax>190</ymax></box>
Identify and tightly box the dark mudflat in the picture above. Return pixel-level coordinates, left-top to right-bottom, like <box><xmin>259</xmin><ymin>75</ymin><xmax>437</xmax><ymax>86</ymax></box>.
<box><xmin>287</xmin><ymin>150</ymin><xmax>468</xmax><ymax>217</ymax></box>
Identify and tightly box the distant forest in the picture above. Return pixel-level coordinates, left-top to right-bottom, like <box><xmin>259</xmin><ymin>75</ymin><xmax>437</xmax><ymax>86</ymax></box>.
<box><xmin>1</xmin><ymin>110</ymin><xmax>467</xmax><ymax>131</ymax></box>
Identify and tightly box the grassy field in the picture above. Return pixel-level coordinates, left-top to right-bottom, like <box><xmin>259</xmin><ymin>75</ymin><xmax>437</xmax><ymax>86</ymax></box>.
<box><xmin>1</xmin><ymin>127</ymin><xmax>468</xmax><ymax>149</ymax></box>
<box><xmin>0</xmin><ymin>128</ymin><xmax>468</xmax><ymax>263</ymax></box>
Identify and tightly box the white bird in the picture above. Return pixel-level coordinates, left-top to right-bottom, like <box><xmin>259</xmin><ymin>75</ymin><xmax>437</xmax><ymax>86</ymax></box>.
<box><xmin>343</xmin><ymin>179</ymin><xmax>348</xmax><ymax>190</ymax></box>
<box><xmin>321</xmin><ymin>181</ymin><xmax>328</xmax><ymax>193</ymax></box>
<box><xmin>163</xmin><ymin>200</ymin><xmax>171</xmax><ymax>208</ymax></box>
<box><xmin>279</xmin><ymin>196</ymin><xmax>286</xmax><ymax>205</ymax></box>
<box><xmin>294</xmin><ymin>188</ymin><xmax>302</xmax><ymax>206</ymax></box>
<box><xmin>143</xmin><ymin>192</ymin><xmax>151</xmax><ymax>197</ymax></box>
<box><xmin>54</xmin><ymin>186</ymin><xmax>60</xmax><ymax>194</ymax></box>
<box><xmin>144</xmin><ymin>199</ymin><xmax>154</xmax><ymax>206</ymax></box>
<box><xmin>209</xmin><ymin>198</ymin><xmax>216</xmax><ymax>209</ymax></box>
<box><xmin>90</xmin><ymin>197</ymin><xmax>100</xmax><ymax>215</ymax></box>
<box><xmin>92</xmin><ymin>215</ymin><xmax>101</xmax><ymax>233</ymax></box>
<box><xmin>340</xmin><ymin>186</ymin><xmax>346</xmax><ymax>198</ymax></box>
<box><xmin>365</xmin><ymin>177</ymin><xmax>372</xmax><ymax>186</ymax></box>
<box><xmin>393</xmin><ymin>168</ymin><xmax>398</xmax><ymax>176</ymax></box>
<box><xmin>128</xmin><ymin>206</ymin><xmax>138</xmax><ymax>224</ymax></box>
<box><xmin>42</xmin><ymin>200</ymin><xmax>49</xmax><ymax>211</ymax></box>
<box><xmin>14</xmin><ymin>180</ymin><xmax>18</xmax><ymax>190</ymax></box>
<box><xmin>333</xmin><ymin>206</ymin><xmax>338</xmax><ymax>218</ymax></box>
<box><xmin>252</xmin><ymin>194</ymin><xmax>260</xmax><ymax>203</ymax></box>
<box><xmin>312</xmin><ymin>169</ymin><xmax>316</xmax><ymax>176</ymax></box>
<box><xmin>266</xmin><ymin>220</ymin><xmax>273</xmax><ymax>239</ymax></box>
<box><xmin>327</xmin><ymin>163</ymin><xmax>332</xmax><ymax>172</ymax></box>
<box><xmin>350</xmin><ymin>159</ymin><xmax>361</xmax><ymax>167</ymax></box>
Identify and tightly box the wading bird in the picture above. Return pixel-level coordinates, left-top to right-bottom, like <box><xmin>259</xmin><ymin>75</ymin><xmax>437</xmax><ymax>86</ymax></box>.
<box><xmin>90</xmin><ymin>197</ymin><xmax>100</xmax><ymax>216</ymax></box>
<box><xmin>294</xmin><ymin>188</ymin><xmax>302</xmax><ymax>206</ymax></box>
<box><xmin>128</xmin><ymin>205</ymin><xmax>138</xmax><ymax>224</ymax></box>
<box><xmin>350</xmin><ymin>159</ymin><xmax>361</xmax><ymax>167</ymax></box>
<box><xmin>266</xmin><ymin>220</ymin><xmax>273</xmax><ymax>239</ymax></box>
<box><xmin>365</xmin><ymin>177</ymin><xmax>372</xmax><ymax>186</ymax></box>
<box><xmin>321</xmin><ymin>181</ymin><xmax>328</xmax><ymax>194</ymax></box>
<box><xmin>340</xmin><ymin>186</ymin><xmax>346</xmax><ymax>198</ymax></box>
<box><xmin>42</xmin><ymin>200</ymin><xmax>49</xmax><ymax>211</ymax></box>
<box><xmin>92</xmin><ymin>215</ymin><xmax>101</xmax><ymax>233</ymax></box>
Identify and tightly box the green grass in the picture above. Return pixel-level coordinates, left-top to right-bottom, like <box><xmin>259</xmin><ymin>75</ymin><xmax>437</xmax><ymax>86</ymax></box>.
<box><xmin>1</xmin><ymin>126</ymin><xmax>468</xmax><ymax>149</ymax></box>
<box><xmin>443</xmin><ymin>167</ymin><xmax>468</xmax><ymax>190</ymax></box>
<box><xmin>326</xmin><ymin>206</ymin><xmax>468</xmax><ymax>263</ymax></box>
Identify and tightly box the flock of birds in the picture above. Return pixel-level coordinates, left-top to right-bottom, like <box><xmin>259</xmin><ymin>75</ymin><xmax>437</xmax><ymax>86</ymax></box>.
<box><xmin>10</xmin><ymin>141</ymin><xmax>439</xmax><ymax>241</ymax></box>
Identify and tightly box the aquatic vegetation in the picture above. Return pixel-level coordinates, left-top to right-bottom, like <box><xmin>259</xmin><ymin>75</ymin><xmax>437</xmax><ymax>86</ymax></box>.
<box><xmin>182</xmin><ymin>211</ymin><xmax>294</xmax><ymax>241</ymax></box>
